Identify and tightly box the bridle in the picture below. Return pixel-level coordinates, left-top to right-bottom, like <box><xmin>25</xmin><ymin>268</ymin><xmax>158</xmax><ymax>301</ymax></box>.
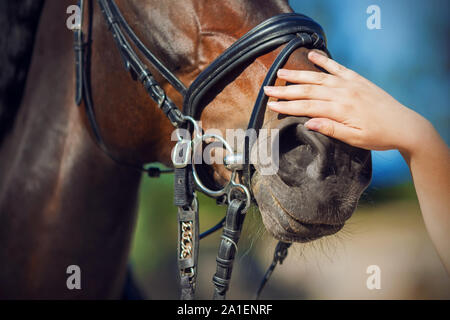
<box><xmin>73</xmin><ymin>0</ymin><xmax>329</xmax><ymax>300</ymax></box>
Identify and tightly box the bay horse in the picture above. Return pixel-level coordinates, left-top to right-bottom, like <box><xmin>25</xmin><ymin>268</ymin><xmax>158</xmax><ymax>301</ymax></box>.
<box><xmin>0</xmin><ymin>0</ymin><xmax>371</xmax><ymax>299</ymax></box>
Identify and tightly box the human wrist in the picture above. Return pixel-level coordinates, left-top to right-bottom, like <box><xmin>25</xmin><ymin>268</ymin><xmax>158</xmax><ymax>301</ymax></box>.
<box><xmin>398</xmin><ymin>113</ymin><xmax>436</xmax><ymax>160</ymax></box>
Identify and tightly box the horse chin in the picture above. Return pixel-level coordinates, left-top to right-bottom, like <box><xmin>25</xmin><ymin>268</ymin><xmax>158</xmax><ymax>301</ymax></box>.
<box><xmin>251</xmin><ymin>171</ymin><xmax>355</xmax><ymax>243</ymax></box>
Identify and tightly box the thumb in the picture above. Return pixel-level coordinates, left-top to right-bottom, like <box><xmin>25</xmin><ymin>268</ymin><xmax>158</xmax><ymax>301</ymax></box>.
<box><xmin>304</xmin><ymin>118</ymin><xmax>358</xmax><ymax>145</ymax></box>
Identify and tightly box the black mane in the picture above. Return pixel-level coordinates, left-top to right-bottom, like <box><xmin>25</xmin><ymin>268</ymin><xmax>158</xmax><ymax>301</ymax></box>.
<box><xmin>0</xmin><ymin>0</ymin><xmax>44</xmax><ymax>146</ymax></box>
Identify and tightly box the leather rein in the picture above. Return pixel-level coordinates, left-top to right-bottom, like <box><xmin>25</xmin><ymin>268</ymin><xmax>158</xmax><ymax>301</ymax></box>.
<box><xmin>73</xmin><ymin>0</ymin><xmax>329</xmax><ymax>300</ymax></box>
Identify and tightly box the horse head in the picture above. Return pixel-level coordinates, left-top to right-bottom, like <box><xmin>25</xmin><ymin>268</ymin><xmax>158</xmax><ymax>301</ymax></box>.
<box><xmin>87</xmin><ymin>0</ymin><xmax>371</xmax><ymax>243</ymax></box>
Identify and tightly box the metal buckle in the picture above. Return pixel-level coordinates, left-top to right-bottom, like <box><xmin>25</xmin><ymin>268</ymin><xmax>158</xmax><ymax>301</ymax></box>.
<box><xmin>226</xmin><ymin>181</ymin><xmax>251</xmax><ymax>213</ymax></box>
<box><xmin>172</xmin><ymin>139</ymin><xmax>192</xmax><ymax>168</ymax></box>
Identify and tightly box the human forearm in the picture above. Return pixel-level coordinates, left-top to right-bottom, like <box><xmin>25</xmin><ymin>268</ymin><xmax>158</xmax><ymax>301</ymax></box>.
<box><xmin>401</xmin><ymin>120</ymin><xmax>450</xmax><ymax>273</ymax></box>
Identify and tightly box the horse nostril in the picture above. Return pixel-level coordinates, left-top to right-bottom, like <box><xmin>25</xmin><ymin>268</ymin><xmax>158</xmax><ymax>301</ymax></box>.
<box><xmin>276</xmin><ymin>119</ymin><xmax>334</xmax><ymax>186</ymax></box>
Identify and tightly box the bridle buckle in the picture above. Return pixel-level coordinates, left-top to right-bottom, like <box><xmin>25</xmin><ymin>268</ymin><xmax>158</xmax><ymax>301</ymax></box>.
<box><xmin>172</xmin><ymin>139</ymin><xmax>192</xmax><ymax>169</ymax></box>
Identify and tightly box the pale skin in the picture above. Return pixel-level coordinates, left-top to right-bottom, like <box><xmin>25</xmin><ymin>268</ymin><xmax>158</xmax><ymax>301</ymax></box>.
<box><xmin>264</xmin><ymin>50</ymin><xmax>450</xmax><ymax>273</ymax></box>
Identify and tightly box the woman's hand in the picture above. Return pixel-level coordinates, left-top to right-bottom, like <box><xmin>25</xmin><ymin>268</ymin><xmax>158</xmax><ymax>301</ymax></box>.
<box><xmin>264</xmin><ymin>50</ymin><xmax>430</xmax><ymax>158</ymax></box>
<box><xmin>265</xmin><ymin>50</ymin><xmax>450</xmax><ymax>273</ymax></box>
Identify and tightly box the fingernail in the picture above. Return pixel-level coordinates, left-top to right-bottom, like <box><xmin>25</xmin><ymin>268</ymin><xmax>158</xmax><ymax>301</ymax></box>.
<box><xmin>310</xmin><ymin>50</ymin><xmax>328</xmax><ymax>60</ymax></box>
<box><xmin>308</xmin><ymin>51</ymin><xmax>320</xmax><ymax>59</ymax></box>
<box><xmin>267</xmin><ymin>101</ymin><xmax>278</xmax><ymax>108</ymax></box>
<box><xmin>304</xmin><ymin>119</ymin><xmax>321</xmax><ymax>130</ymax></box>
<box><xmin>277</xmin><ymin>69</ymin><xmax>288</xmax><ymax>76</ymax></box>
<box><xmin>309</xmin><ymin>50</ymin><xmax>327</xmax><ymax>60</ymax></box>
<box><xmin>263</xmin><ymin>86</ymin><xmax>273</xmax><ymax>93</ymax></box>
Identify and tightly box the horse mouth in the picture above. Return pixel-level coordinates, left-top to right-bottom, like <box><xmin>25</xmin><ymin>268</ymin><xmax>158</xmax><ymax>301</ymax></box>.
<box><xmin>267</xmin><ymin>189</ymin><xmax>344</xmax><ymax>242</ymax></box>
<box><xmin>251</xmin><ymin>172</ymin><xmax>346</xmax><ymax>243</ymax></box>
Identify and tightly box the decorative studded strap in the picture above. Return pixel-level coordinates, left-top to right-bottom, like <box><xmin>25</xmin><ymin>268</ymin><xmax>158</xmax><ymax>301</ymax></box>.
<box><xmin>177</xmin><ymin>198</ymin><xmax>199</xmax><ymax>300</ymax></box>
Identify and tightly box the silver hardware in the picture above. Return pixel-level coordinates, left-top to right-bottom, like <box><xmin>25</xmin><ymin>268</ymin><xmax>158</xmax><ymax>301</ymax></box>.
<box><xmin>179</xmin><ymin>116</ymin><xmax>202</xmax><ymax>140</ymax></box>
<box><xmin>173</xmin><ymin>115</ymin><xmax>252</xmax><ymax>211</ymax></box>
<box><xmin>171</xmin><ymin>139</ymin><xmax>192</xmax><ymax>168</ymax></box>
<box><xmin>157</xmin><ymin>91</ymin><xmax>166</xmax><ymax>108</ymax></box>
<box><xmin>181</xmin><ymin>267</ymin><xmax>195</xmax><ymax>279</ymax></box>
<box><xmin>227</xmin><ymin>181</ymin><xmax>252</xmax><ymax>213</ymax></box>
<box><xmin>224</xmin><ymin>153</ymin><xmax>244</xmax><ymax>171</ymax></box>
<box><xmin>191</xmin><ymin>133</ymin><xmax>235</xmax><ymax>198</ymax></box>
<box><xmin>180</xmin><ymin>221</ymin><xmax>194</xmax><ymax>259</ymax></box>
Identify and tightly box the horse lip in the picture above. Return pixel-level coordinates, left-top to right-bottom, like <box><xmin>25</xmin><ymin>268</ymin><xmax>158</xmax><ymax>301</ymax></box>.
<box><xmin>261</xmin><ymin>198</ymin><xmax>344</xmax><ymax>243</ymax></box>
<box><xmin>251</xmin><ymin>172</ymin><xmax>345</xmax><ymax>242</ymax></box>
<box><xmin>269</xmin><ymin>188</ymin><xmax>344</xmax><ymax>228</ymax></box>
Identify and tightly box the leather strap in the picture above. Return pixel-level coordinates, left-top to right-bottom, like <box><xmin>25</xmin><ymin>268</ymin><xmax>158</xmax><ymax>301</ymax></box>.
<box><xmin>105</xmin><ymin>0</ymin><xmax>187</xmax><ymax>96</ymax></box>
<box><xmin>174</xmin><ymin>167</ymin><xmax>195</xmax><ymax>207</ymax></box>
<box><xmin>243</xmin><ymin>34</ymin><xmax>324</xmax><ymax>183</ymax></box>
<box><xmin>74</xmin><ymin>0</ymin><xmax>177</xmax><ymax>174</ymax></box>
<box><xmin>255</xmin><ymin>241</ymin><xmax>292</xmax><ymax>299</ymax></box>
<box><xmin>97</xmin><ymin>0</ymin><xmax>185</xmax><ymax>127</ymax></box>
<box><xmin>183</xmin><ymin>13</ymin><xmax>328</xmax><ymax>119</ymax></box>
<box><xmin>74</xmin><ymin>0</ymin><xmax>85</xmax><ymax>106</ymax></box>
<box><xmin>74</xmin><ymin>28</ymin><xmax>84</xmax><ymax>106</ymax></box>
<box><xmin>212</xmin><ymin>199</ymin><xmax>247</xmax><ymax>300</ymax></box>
